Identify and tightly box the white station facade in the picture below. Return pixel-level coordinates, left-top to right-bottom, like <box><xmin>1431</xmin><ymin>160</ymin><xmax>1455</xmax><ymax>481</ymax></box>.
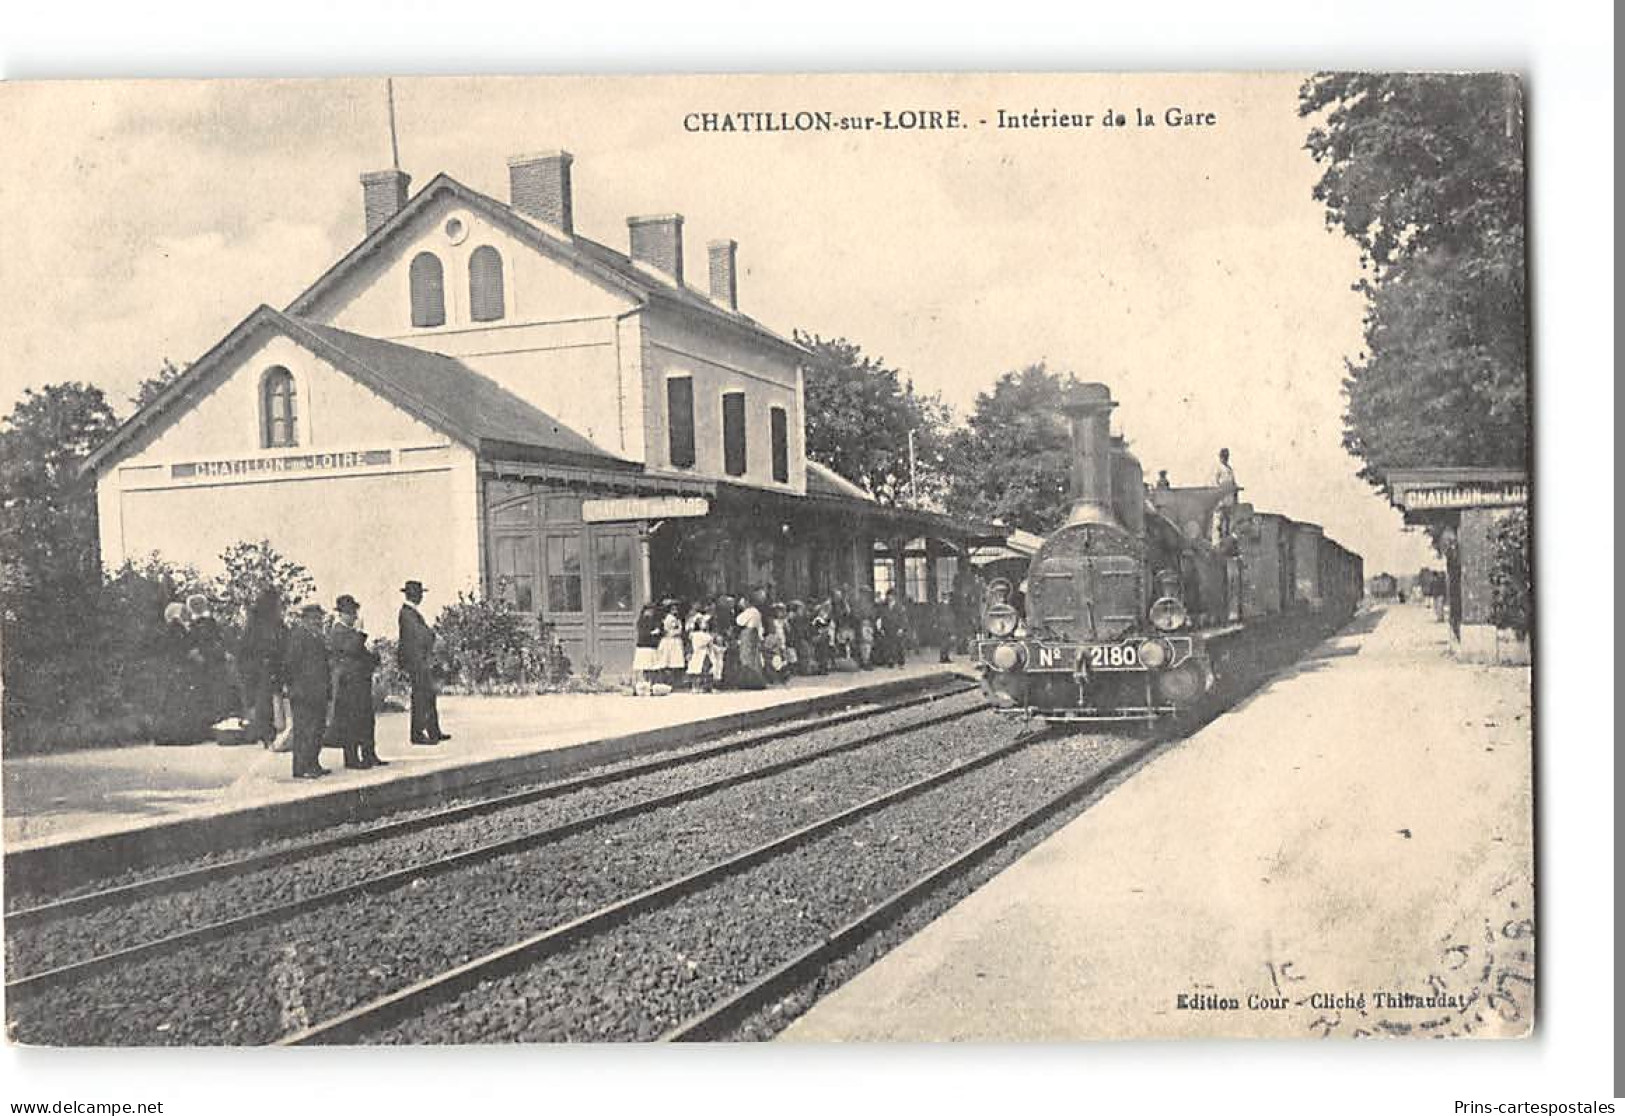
<box><xmin>87</xmin><ymin>152</ymin><xmax>1000</xmax><ymax>673</ymax></box>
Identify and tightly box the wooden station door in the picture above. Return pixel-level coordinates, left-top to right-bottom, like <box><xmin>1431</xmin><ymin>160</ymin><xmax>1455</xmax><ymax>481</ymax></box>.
<box><xmin>486</xmin><ymin>484</ymin><xmax>643</xmax><ymax>679</ymax></box>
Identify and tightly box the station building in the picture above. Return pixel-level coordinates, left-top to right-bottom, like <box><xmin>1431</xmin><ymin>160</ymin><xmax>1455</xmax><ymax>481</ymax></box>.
<box><xmin>85</xmin><ymin>152</ymin><xmax>1001</xmax><ymax>673</ymax></box>
<box><xmin>1385</xmin><ymin>467</ymin><xmax>1530</xmax><ymax>665</ymax></box>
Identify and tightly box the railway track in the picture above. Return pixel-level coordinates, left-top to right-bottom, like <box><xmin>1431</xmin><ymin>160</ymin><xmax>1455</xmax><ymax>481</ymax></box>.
<box><xmin>8</xmin><ymin>682</ymin><xmax>1166</xmax><ymax>1045</ymax></box>
<box><xmin>5</xmin><ymin>685</ymin><xmax>979</xmax><ymax>997</ymax></box>
<box><xmin>311</xmin><ymin>728</ymin><xmax>1158</xmax><ymax>1044</ymax></box>
<box><xmin>280</xmin><ymin>724</ymin><xmax>1058</xmax><ymax>1044</ymax></box>
<box><xmin>7</xmin><ymin>680</ymin><xmax>974</xmax><ymax>919</ymax></box>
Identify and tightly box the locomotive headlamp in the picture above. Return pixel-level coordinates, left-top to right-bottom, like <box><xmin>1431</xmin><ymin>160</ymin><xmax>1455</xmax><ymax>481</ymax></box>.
<box><xmin>1148</xmin><ymin>596</ymin><xmax>1188</xmax><ymax>633</ymax></box>
<box><xmin>984</xmin><ymin>603</ymin><xmax>1019</xmax><ymax>638</ymax></box>
<box><xmin>990</xmin><ymin>642</ymin><xmax>1025</xmax><ymax>672</ymax></box>
<box><xmin>1136</xmin><ymin>638</ymin><xmax>1171</xmax><ymax>669</ymax></box>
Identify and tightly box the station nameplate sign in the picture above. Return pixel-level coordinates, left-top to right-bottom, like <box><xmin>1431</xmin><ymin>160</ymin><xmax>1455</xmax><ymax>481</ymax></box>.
<box><xmin>1393</xmin><ymin>482</ymin><xmax>1528</xmax><ymax>511</ymax></box>
<box><xmin>582</xmin><ymin>496</ymin><xmax>710</xmax><ymax>522</ymax></box>
<box><xmin>171</xmin><ymin>449</ymin><xmax>394</xmax><ymax>479</ymax></box>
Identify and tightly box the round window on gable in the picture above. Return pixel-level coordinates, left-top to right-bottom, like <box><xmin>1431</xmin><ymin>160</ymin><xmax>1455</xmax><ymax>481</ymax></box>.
<box><xmin>444</xmin><ymin>217</ymin><xmax>468</xmax><ymax>245</ymax></box>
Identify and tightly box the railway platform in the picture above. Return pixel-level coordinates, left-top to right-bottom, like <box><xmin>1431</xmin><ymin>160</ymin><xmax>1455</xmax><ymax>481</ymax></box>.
<box><xmin>782</xmin><ymin>602</ymin><xmax>1534</xmax><ymax>1041</ymax></box>
<box><xmin>3</xmin><ymin>656</ymin><xmax>971</xmax><ymax>887</ymax></box>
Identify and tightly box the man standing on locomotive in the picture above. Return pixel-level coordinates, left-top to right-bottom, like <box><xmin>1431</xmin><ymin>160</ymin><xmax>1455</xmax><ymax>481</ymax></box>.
<box><xmin>1212</xmin><ymin>447</ymin><xmax>1239</xmax><ymax>542</ymax></box>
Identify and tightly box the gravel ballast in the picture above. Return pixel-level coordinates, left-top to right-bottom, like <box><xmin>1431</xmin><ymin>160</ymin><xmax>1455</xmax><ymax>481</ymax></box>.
<box><xmin>372</xmin><ymin>733</ymin><xmax>1143</xmax><ymax>1043</ymax></box>
<box><xmin>8</xmin><ymin>701</ymin><xmax>1023</xmax><ymax>1045</ymax></box>
<box><xmin>5</xmin><ymin>691</ymin><xmax>982</xmax><ymax>978</ymax></box>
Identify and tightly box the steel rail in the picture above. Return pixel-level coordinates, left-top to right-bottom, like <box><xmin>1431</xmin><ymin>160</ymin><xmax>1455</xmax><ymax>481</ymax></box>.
<box><xmin>5</xmin><ymin>698</ymin><xmax>982</xmax><ymax>999</ymax></box>
<box><xmin>6</xmin><ymin>680</ymin><xmax>973</xmax><ymax>929</ymax></box>
<box><xmin>661</xmin><ymin>733</ymin><xmax>1161</xmax><ymax>1041</ymax></box>
<box><xmin>278</xmin><ymin>726</ymin><xmax>1050</xmax><ymax>1045</ymax></box>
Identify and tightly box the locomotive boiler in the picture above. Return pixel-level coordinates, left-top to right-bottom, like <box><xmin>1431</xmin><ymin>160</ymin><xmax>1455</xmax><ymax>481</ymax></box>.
<box><xmin>973</xmin><ymin>382</ymin><xmax>1361</xmax><ymax>723</ymax></box>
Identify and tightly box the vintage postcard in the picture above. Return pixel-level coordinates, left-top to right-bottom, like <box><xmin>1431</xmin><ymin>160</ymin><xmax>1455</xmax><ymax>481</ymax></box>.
<box><xmin>0</xmin><ymin>72</ymin><xmax>1532</xmax><ymax>1045</ymax></box>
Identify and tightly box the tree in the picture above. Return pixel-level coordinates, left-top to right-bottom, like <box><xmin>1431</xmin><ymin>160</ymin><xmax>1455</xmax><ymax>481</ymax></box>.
<box><xmin>942</xmin><ymin>363</ymin><xmax>1083</xmax><ymax>535</ymax></box>
<box><xmin>0</xmin><ymin>383</ymin><xmax>120</xmax><ymax>624</ymax></box>
<box><xmin>1300</xmin><ymin>73</ymin><xmax>1528</xmax><ymax>489</ymax></box>
<box><xmin>1488</xmin><ymin>508</ymin><xmax>1530</xmax><ymax>639</ymax></box>
<box><xmin>795</xmin><ymin>331</ymin><xmax>953</xmax><ymax>506</ymax></box>
<box><xmin>129</xmin><ymin>358</ymin><xmax>186</xmax><ymax>414</ymax></box>
<box><xmin>213</xmin><ymin>539</ymin><xmax>317</xmax><ymax>626</ymax></box>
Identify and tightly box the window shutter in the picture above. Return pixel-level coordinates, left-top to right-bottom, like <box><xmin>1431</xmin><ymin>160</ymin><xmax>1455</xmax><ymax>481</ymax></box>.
<box><xmin>722</xmin><ymin>392</ymin><xmax>747</xmax><ymax>477</ymax></box>
<box><xmin>667</xmin><ymin>377</ymin><xmax>696</xmax><ymax>468</ymax></box>
<box><xmin>409</xmin><ymin>252</ymin><xmax>446</xmax><ymax>327</ymax></box>
<box><xmin>770</xmin><ymin>406</ymin><xmax>789</xmax><ymax>483</ymax></box>
<box><xmin>469</xmin><ymin>246</ymin><xmax>505</xmax><ymax>322</ymax></box>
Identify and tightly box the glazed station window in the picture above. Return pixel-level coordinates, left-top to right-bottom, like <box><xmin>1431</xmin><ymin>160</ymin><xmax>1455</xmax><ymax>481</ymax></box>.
<box><xmin>409</xmin><ymin>252</ymin><xmax>446</xmax><ymax>327</ymax></box>
<box><xmin>770</xmin><ymin>405</ymin><xmax>789</xmax><ymax>483</ymax></box>
<box><xmin>468</xmin><ymin>246</ymin><xmax>505</xmax><ymax>322</ymax></box>
<box><xmin>261</xmin><ymin>366</ymin><xmax>298</xmax><ymax>448</ymax></box>
<box><xmin>546</xmin><ymin>536</ymin><xmax>583</xmax><ymax>613</ymax></box>
<box><xmin>595</xmin><ymin>534</ymin><xmax>635</xmax><ymax>612</ymax></box>
<box><xmin>492</xmin><ymin>535</ymin><xmax>536</xmax><ymax>612</ymax></box>
<box><xmin>722</xmin><ymin>391</ymin><xmax>747</xmax><ymax>477</ymax></box>
<box><xmin>667</xmin><ymin>376</ymin><xmax>696</xmax><ymax>468</ymax></box>
<box><xmin>904</xmin><ymin>556</ymin><xmax>930</xmax><ymax>603</ymax></box>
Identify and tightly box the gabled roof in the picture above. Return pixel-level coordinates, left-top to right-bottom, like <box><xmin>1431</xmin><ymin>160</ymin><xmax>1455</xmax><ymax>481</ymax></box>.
<box><xmin>284</xmin><ymin>173</ymin><xmax>807</xmax><ymax>359</ymax></box>
<box><xmin>83</xmin><ymin>305</ymin><xmax>632</xmax><ymax>476</ymax></box>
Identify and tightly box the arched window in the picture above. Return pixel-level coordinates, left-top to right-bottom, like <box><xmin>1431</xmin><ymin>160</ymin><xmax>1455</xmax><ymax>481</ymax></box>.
<box><xmin>261</xmin><ymin>366</ymin><xmax>298</xmax><ymax>448</ymax></box>
<box><xmin>468</xmin><ymin>245</ymin><xmax>506</xmax><ymax>322</ymax></box>
<box><xmin>409</xmin><ymin>252</ymin><xmax>446</xmax><ymax>327</ymax></box>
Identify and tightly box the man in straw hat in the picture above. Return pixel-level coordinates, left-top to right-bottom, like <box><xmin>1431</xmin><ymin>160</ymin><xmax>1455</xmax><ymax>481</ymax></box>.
<box><xmin>398</xmin><ymin>579</ymin><xmax>449</xmax><ymax>746</ymax></box>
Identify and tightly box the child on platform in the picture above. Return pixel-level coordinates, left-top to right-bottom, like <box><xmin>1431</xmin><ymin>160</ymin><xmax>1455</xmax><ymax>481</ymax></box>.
<box><xmin>685</xmin><ymin>604</ymin><xmax>718</xmax><ymax>692</ymax></box>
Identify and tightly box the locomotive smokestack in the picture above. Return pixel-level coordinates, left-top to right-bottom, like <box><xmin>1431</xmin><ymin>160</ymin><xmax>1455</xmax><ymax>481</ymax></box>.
<box><xmin>1060</xmin><ymin>382</ymin><xmax>1118</xmax><ymax>527</ymax></box>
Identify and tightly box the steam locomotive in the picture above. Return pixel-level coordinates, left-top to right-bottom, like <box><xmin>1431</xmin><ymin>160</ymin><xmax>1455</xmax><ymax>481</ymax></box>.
<box><xmin>974</xmin><ymin>382</ymin><xmax>1362</xmax><ymax>723</ymax></box>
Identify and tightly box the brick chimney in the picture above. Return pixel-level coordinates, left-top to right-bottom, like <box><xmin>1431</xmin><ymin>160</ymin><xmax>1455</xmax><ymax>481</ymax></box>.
<box><xmin>707</xmin><ymin>239</ymin><xmax>738</xmax><ymax>310</ymax></box>
<box><xmin>360</xmin><ymin>169</ymin><xmax>411</xmax><ymax>236</ymax></box>
<box><xmin>628</xmin><ymin>214</ymin><xmax>684</xmax><ymax>284</ymax></box>
<box><xmin>508</xmin><ymin>151</ymin><xmax>574</xmax><ymax>236</ymax></box>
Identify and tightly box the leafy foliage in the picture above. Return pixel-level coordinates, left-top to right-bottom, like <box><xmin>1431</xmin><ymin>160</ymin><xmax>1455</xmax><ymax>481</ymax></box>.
<box><xmin>129</xmin><ymin>359</ymin><xmax>186</xmax><ymax>414</ymax></box>
<box><xmin>431</xmin><ymin>591</ymin><xmax>581</xmax><ymax>691</ymax></box>
<box><xmin>3</xmin><ymin>553</ymin><xmax>204</xmax><ymax>752</ymax></box>
<box><xmin>795</xmin><ymin>332</ymin><xmax>954</xmax><ymax>505</ymax></box>
<box><xmin>214</xmin><ymin>539</ymin><xmax>317</xmax><ymax>625</ymax></box>
<box><xmin>1300</xmin><ymin>73</ymin><xmax>1528</xmax><ymax>489</ymax></box>
<box><xmin>941</xmin><ymin>363</ymin><xmax>1083</xmax><ymax>534</ymax></box>
<box><xmin>1488</xmin><ymin>508</ymin><xmax>1530</xmax><ymax>638</ymax></box>
<box><xmin>0</xmin><ymin>383</ymin><xmax>120</xmax><ymax>614</ymax></box>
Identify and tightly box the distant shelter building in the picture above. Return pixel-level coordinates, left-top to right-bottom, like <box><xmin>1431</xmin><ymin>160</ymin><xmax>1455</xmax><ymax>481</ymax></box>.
<box><xmin>1385</xmin><ymin>467</ymin><xmax>1530</xmax><ymax>665</ymax></box>
<box><xmin>85</xmin><ymin>152</ymin><xmax>1002</xmax><ymax>673</ymax></box>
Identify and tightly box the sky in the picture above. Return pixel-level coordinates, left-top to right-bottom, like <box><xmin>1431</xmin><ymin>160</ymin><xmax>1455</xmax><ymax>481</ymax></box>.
<box><xmin>0</xmin><ymin>73</ymin><xmax>1438</xmax><ymax>574</ymax></box>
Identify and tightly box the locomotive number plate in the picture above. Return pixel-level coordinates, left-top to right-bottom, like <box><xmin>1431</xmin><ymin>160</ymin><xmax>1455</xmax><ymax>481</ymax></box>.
<box><xmin>1086</xmin><ymin>642</ymin><xmax>1142</xmax><ymax>670</ymax></box>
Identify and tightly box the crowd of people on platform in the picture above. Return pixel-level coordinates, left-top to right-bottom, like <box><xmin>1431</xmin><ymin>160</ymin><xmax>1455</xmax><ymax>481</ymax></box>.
<box><xmin>151</xmin><ymin>579</ymin><xmax>449</xmax><ymax>781</ymax></box>
<box><xmin>628</xmin><ymin>579</ymin><xmax>982</xmax><ymax>695</ymax></box>
<box><xmin>150</xmin><ymin>571</ymin><xmax>986</xmax><ymax>777</ymax></box>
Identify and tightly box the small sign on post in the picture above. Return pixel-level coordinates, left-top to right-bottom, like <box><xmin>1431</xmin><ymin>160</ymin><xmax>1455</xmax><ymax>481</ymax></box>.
<box><xmin>581</xmin><ymin>495</ymin><xmax>710</xmax><ymax>523</ymax></box>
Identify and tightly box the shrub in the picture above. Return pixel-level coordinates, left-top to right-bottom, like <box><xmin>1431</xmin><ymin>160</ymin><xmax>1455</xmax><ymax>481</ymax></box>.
<box><xmin>433</xmin><ymin>591</ymin><xmax>543</xmax><ymax>689</ymax></box>
<box><xmin>369</xmin><ymin>636</ymin><xmax>411</xmax><ymax>711</ymax></box>
<box><xmin>1488</xmin><ymin>508</ymin><xmax>1531</xmax><ymax>639</ymax></box>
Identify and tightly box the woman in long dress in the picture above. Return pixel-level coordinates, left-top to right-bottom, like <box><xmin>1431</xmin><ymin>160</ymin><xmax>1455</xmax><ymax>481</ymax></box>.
<box><xmin>733</xmin><ymin>590</ymin><xmax>768</xmax><ymax>690</ymax></box>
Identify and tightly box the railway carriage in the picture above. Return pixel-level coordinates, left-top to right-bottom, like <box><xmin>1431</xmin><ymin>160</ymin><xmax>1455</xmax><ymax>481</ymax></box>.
<box><xmin>974</xmin><ymin>382</ymin><xmax>1361</xmax><ymax>724</ymax></box>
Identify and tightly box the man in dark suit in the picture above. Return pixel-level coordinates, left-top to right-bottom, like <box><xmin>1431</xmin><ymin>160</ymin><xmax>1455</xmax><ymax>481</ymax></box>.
<box><xmin>285</xmin><ymin>603</ymin><xmax>332</xmax><ymax>779</ymax></box>
<box><xmin>398</xmin><ymin>580</ymin><xmax>450</xmax><ymax>745</ymax></box>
